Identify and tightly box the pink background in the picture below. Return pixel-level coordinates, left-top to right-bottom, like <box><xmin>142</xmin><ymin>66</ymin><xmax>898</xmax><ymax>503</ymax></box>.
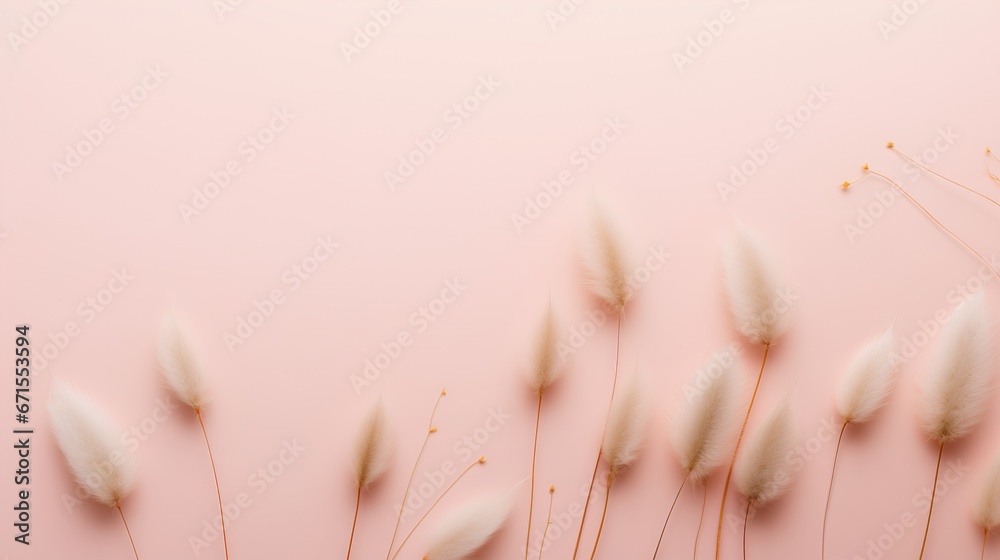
<box><xmin>3</xmin><ymin>1</ymin><xmax>1000</xmax><ymax>559</ymax></box>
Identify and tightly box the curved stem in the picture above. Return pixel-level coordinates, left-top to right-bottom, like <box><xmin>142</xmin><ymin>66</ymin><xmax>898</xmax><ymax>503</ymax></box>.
<box><xmin>572</xmin><ymin>313</ymin><xmax>624</xmax><ymax>560</ymax></box>
<box><xmin>652</xmin><ymin>473</ymin><xmax>690</xmax><ymax>559</ymax></box>
<box><xmin>588</xmin><ymin>475</ymin><xmax>614</xmax><ymax>560</ymax></box>
<box><xmin>346</xmin><ymin>486</ymin><xmax>361</xmax><ymax>560</ymax></box>
<box><xmin>715</xmin><ymin>343</ymin><xmax>770</xmax><ymax>560</ymax></box>
<box><xmin>983</xmin><ymin>526</ymin><xmax>989</xmax><ymax>560</ymax></box>
<box><xmin>890</xmin><ymin>146</ymin><xmax>1000</xmax><ymax>208</ymax></box>
<box><xmin>538</xmin><ymin>487</ymin><xmax>555</xmax><ymax>560</ymax></box>
<box><xmin>196</xmin><ymin>409</ymin><xmax>229</xmax><ymax>560</ymax></box>
<box><xmin>821</xmin><ymin>420</ymin><xmax>850</xmax><ymax>560</ymax></box>
<box><xmin>525</xmin><ymin>392</ymin><xmax>544</xmax><ymax>560</ymax></box>
<box><xmin>693</xmin><ymin>484</ymin><xmax>708</xmax><ymax>560</ymax></box>
<box><xmin>386</xmin><ymin>389</ymin><xmax>445</xmax><ymax>560</ymax></box>
<box><xmin>742</xmin><ymin>501</ymin><xmax>751</xmax><ymax>560</ymax></box>
<box><xmin>918</xmin><ymin>442</ymin><xmax>946</xmax><ymax>560</ymax></box>
<box><xmin>852</xmin><ymin>170</ymin><xmax>1000</xmax><ymax>280</ymax></box>
<box><xmin>116</xmin><ymin>502</ymin><xmax>139</xmax><ymax>560</ymax></box>
<box><xmin>390</xmin><ymin>457</ymin><xmax>484</xmax><ymax>560</ymax></box>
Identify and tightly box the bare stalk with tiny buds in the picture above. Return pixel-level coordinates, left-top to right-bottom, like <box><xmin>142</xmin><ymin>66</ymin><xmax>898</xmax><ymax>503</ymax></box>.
<box><xmin>887</xmin><ymin>142</ymin><xmax>1000</xmax><ymax>208</ymax></box>
<box><xmin>386</xmin><ymin>389</ymin><xmax>446</xmax><ymax>560</ymax></box>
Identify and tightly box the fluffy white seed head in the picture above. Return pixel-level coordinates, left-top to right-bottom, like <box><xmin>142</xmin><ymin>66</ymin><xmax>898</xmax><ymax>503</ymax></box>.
<box><xmin>603</xmin><ymin>367</ymin><xmax>651</xmax><ymax>480</ymax></box>
<box><xmin>527</xmin><ymin>301</ymin><xmax>564</xmax><ymax>395</ymax></box>
<box><xmin>836</xmin><ymin>328</ymin><xmax>897</xmax><ymax>424</ymax></box>
<box><xmin>723</xmin><ymin>226</ymin><xmax>791</xmax><ymax>346</ymax></box>
<box><xmin>423</xmin><ymin>495</ymin><xmax>510</xmax><ymax>560</ymax></box>
<box><xmin>920</xmin><ymin>293</ymin><xmax>994</xmax><ymax>443</ymax></box>
<box><xmin>157</xmin><ymin>313</ymin><xmax>209</xmax><ymax>411</ymax></box>
<box><xmin>581</xmin><ymin>202</ymin><xmax>632</xmax><ymax>313</ymax></box>
<box><xmin>672</xmin><ymin>351</ymin><xmax>742</xmax><ymax>482</ymax></box>
<box><xmin>352</xmin><ymin>399</ymin><xmax>392</xmax><ymax>489</ymax></box>
<box><xmin>49</xmin><ymin>383</ymin><xmax>138</xmax><ymax>508</ymax></box>
<box><xmin>735</xmin><ymin>399</ymin><xmax>795</xmax><ymax>508</ymax></box>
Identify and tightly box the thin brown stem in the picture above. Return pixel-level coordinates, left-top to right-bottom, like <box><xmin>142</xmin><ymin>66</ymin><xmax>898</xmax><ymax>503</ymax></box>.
<box><xmin>346</xmin><ymin>486</ymin><xmax>362</xmax><ymax>560</ymax></box>
<box><xmin>525</xmin><ymin>391</ymin><xmax>544</xmax><ymax>560</ymax></box>
<box><xmin>983</xmin><ymin>526</ymin><xmax>989</xmax><ymax>560</ymax></box>
<box><xmin>116</xmin><ymin>502</ymin><xmax>139</xmax><ymax>560</ymax></box>
<box><xmin>572</xmin><ymin>313</ymin><xmax>624</xmax><ymax>560</ymax></box>
<box><xmin>386</xmin><ymin>389</ymin><xmax>445</xmax><ymax>560</ymax></box>
<box><xmin>652</xmin><ymin>473</ymin><xmax>690</xmax><ymax>559</ymax></box>
<box><xmin>715</xmin><ymin>343</ymin><xmax>770</xmax><ymax>560</ymax></box>
<box><xmin>988</xmin><ymin>148</ymin><xmax>1000</xmax><ymax>164</ymax></box>
<box><xmin>846</xmin><ymin>169</ymin><xmax>1000</xmax><ymax>280</ymax></box>
<box><xmin>196</xmin><ymin>409</ymin><xmax>229</xmax><ymax>560</ymax></box>
<box><xmin>821</xmin><ymin>420</ymin><xmax>850</xmax><ymax>560</ymax></box>
<box><xmin>390</xmin><ymin>457</ymin><xmax>484</xmax><ymax>560</ymax></box>
<box><xmin>693</xmin><ymin>484</ymin><xmax>708</xmax><ymax>560</ymax></box>
<box><xmin>918</xmin><ymin>442</ymin><xmax>946</xmax><ymax>560</ymax></box>
<box><xmin>742</xmin><ymin>501</ymin><xmax>751</xmax><ymax>560</ymax></box>
<box><xmin>889</xmin><ymin>144</ymin><xmax>1000</xmax><ymax>208</ymax></box>
<box><xmin>588</xmin><ymin>474</ymin><xmax>615</xmax><ymax>560</ymax></box>
<box><xmin>538</xmin><ymin>486</ymin><xmax>555</xmax><ymax>560</ymax></box>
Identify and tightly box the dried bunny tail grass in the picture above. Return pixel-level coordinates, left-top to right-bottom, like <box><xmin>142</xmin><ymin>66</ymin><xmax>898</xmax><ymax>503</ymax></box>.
<box><xmin>975</xmin><ymin>451</ymin><xmax>1000</xmax><ymax>531</ymax></box>
<box><xmin>674</xmin><ymin>352</ymin><xmax>742</xmax><ymax>482</ymax></box>
<box><xmin>836</xmin><ymin>328</ymin><xmax>897</xmax><ymax>424</ymax></box>
<box><xmin>734</xmin><ymin>399</ymin><xmax>795</xmax><ymax>510</ymax></box>
<box><xmin>49</xmin><ymin>382</ymin><xmax>137</xmax><ymax>508</ymax></box>
<box><xmin>723</xmin><ymin>226</ymin><xmax>791</xmax><ymax>346</ymax></box>
<box><xmin>423</xmin><ymin>494</ymin><xmax>511</xmax><ymax>560</ymax></box>
<box><xmin>528</xmin><ymin>299</ymin><xmax>564</xmax><ymax>395</ymax></box>
<box><xmin>581</xmin><ymin>199</ymin><xmax>632</xmax><ymax>313</ymax></box>
<box><xmin>921</xmin><ymin>293</ymin><xmax>993</xmax><ymax>444</ymax></box>
<box><xmin>603</xmin><ymin>367</ymin><xmax>651</xmax><ymax>479</ymax></box>
<box><xmin>157</xmin><ymin>313</ymin><xmax>209</xmax><ymax>411</ymax></box>
<box><xmin>352</xmin><ymin>398</ymin><xmax>392</xmax><ymax>490</ymax></box>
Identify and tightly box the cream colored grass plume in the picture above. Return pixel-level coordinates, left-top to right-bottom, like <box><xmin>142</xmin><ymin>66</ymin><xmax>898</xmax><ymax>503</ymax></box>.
<box><xmin>523</xmin><ymin>299</ymin><xmax>565</xmax><ymax>560</ymax></box>
<box><xmin>917</xmin><ymin>292</ymin><xmax>993</xmax><ymax>560</ymax></box>
<box><xmin>572</xmin><ymin>197</ymin><xmax>636</xmax><ymax>560</ymax></box>
<box><xmin>157</xmin><ymin>314</ymin><xmax>232</xmax><ymax>559</ymax></box>
<box><xmin>347</xmin><ymin>397</ymin><xmax>393</xmax><ymax>560</ymax></box>
<box><xmin>975</xmin><ymin>451</ymin><xmax>1000</xmax><ymax>559</ymax></box>
<box><xmin>734</xmin><ymin>399</ymin><xmax>795</xmax><ymax>560</ymax></box>
<box><xmin>822</xmin><ymin>328</ymin><xmax>896</xmax><ymax>560</ymax></box>
<box><xmin>49</xmin><ymin>382</ymin><xmax>140</xmax><ymax>559</ymax></box>
<box><xmin>423</xmin><ymin>494</ymin><xmax>511</xmax><ymax>560</ymax></box>
<box><xmin>653</xmin><ymin>352</ymin><xmax>741</xmax><ymax>559</ymax></box>
<box><xmin>715</xmin><ymin>225</ymin><xmax>791</xmax><ymax>560</ymax></box>
<box><xmin>589</xmin><ymin>367</ymin><xmax>651</xmax><ymax>559</ymax></box>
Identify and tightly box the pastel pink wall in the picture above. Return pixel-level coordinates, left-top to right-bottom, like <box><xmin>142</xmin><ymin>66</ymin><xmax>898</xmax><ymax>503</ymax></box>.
<box><xmin>2</xmin><ymin>1</ymin><xmax>1000</xmax><ymax>559</ymax></box>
